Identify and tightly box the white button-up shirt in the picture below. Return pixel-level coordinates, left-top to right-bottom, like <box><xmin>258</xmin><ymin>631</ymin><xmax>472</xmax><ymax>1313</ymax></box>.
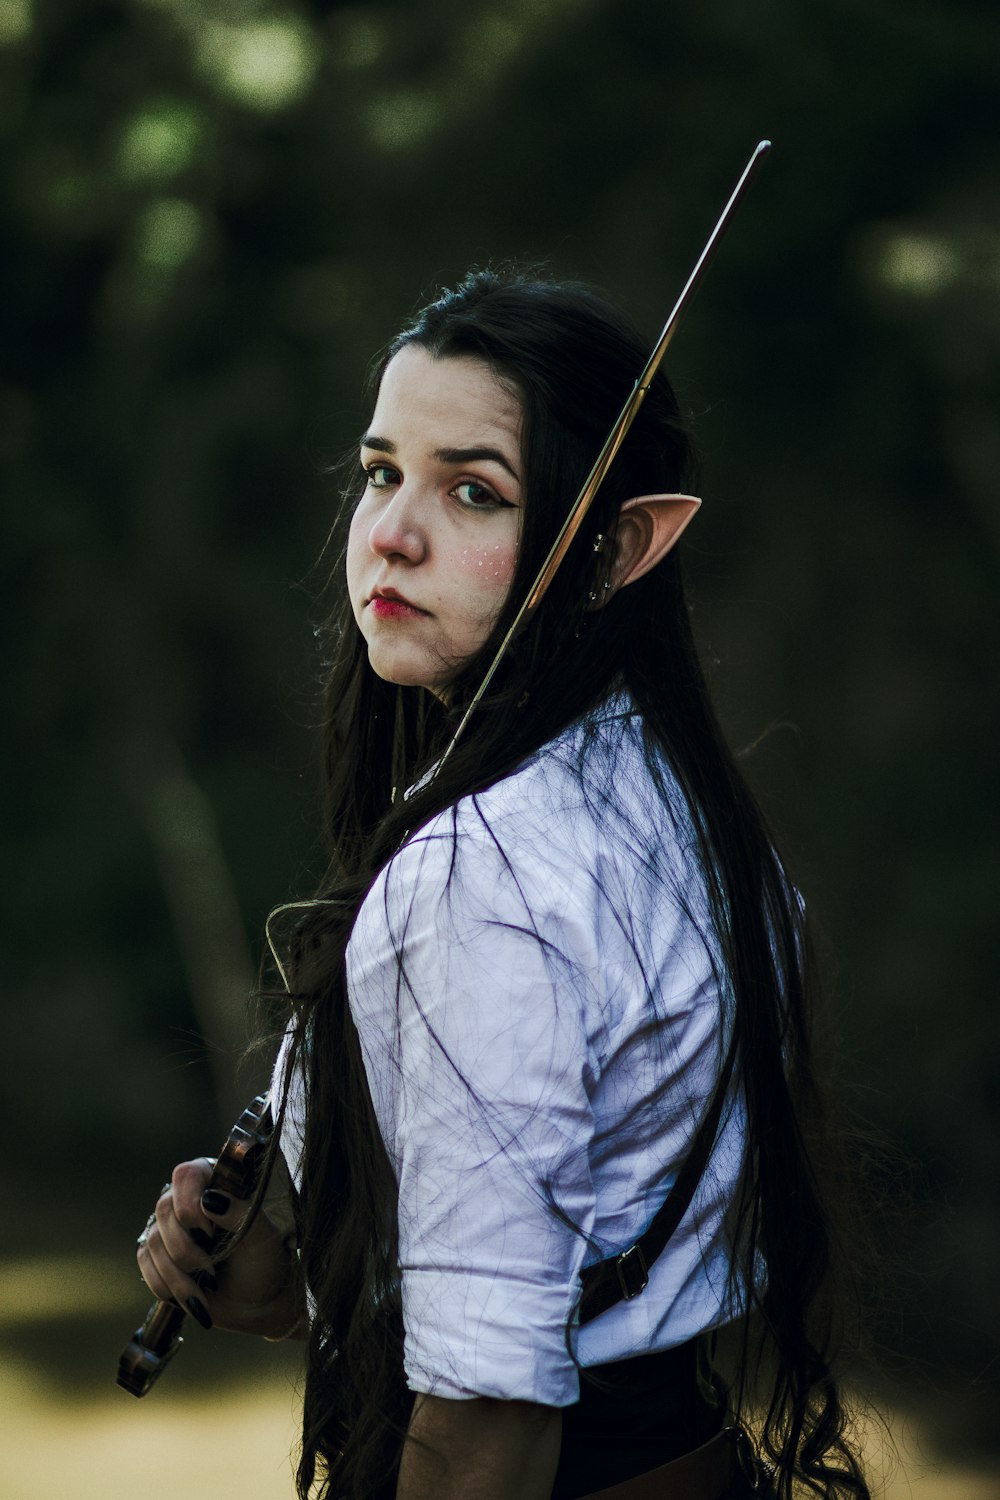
<box><xmin>338</xmin><ymin>700</ymin><xmax>745</xmax><ymax>1407</ymax></box>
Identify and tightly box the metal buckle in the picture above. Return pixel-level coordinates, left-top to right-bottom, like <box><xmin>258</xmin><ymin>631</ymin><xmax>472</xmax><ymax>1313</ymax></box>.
<box><xmin>615</xmin><ymin>1243</ymin><xmax>649</xmax><ymax>1300</ymax></box>
<box><xmin>732</xmin><ymin>1426</ymin><xmax>767</xmax><ymax>1493</ymax></box>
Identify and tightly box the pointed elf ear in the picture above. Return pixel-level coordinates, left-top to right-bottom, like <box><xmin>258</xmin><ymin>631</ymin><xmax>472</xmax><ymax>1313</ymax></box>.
<box><xmin>609</xmin><ymin>493</ymin><xmax>702</xmax><ymax>591</ymax></box>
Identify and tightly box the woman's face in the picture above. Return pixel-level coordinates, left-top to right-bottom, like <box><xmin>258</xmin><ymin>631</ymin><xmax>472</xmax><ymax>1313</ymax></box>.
<box><xmin>347</xmin><ymin>345</ymin><xmax>523</xmax><ymax>696</ymax></box>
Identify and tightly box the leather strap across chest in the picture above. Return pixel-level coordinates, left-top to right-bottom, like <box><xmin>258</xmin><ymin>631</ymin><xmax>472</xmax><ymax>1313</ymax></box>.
<box><xmin>577</xmin><ymin>1035</ymin><xmax>738</xmax><ymax>1327</ymax></box>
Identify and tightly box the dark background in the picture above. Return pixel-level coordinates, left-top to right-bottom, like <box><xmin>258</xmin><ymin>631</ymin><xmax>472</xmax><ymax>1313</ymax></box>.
<box><xmin>3</xmin><ymin>0</ymin><xmax>998</xmax><ymax>1473</ymax></box>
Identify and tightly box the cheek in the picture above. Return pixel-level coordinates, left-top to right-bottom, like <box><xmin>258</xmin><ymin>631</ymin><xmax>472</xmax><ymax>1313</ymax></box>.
<box><xmin>345</xmin><ymin>510</ymin><xmax>368</xmax><ymax>606</ymax></box>
<box><xmin>458</xmin><ymin>541</ymin><xmax>517</xmax><ymax>593</ymax></box>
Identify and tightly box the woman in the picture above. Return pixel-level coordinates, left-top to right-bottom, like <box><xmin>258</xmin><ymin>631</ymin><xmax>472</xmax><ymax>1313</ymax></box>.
<box><xmin>137</xmin><ymin>271</ymin><xmax>871</xmax><ymax>1499</ymax></box>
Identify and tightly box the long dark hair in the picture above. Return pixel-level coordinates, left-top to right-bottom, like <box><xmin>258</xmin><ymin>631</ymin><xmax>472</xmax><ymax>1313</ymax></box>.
<box><xmin>273</xmin><ymin>270</ymin><xmax>870</xmax><ymax>1499</ymax></box>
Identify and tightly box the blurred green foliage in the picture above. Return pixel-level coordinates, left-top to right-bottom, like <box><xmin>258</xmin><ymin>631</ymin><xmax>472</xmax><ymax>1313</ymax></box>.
<box><xmin>2</xmin><ymin>0</ymin><xmax>998</xmax><ymax>1448</ymax></box>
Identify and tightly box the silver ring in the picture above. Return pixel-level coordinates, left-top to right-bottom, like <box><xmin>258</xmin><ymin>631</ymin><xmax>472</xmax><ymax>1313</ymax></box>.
<box><xmin>136</xmin><ymin>1211</ymin><xmax>157</xmax><ymax>1249</ymax></box>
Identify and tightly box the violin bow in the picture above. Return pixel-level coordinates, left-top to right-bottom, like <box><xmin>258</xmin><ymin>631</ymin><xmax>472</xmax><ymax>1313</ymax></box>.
<box><xmin>435</xmin><ymin>138</ymin><xmax>772</xmax><ymax>775</ymax></box>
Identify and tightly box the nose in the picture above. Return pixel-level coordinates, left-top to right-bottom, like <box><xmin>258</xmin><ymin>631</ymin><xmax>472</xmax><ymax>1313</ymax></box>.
<box><xmin>367</xmin><ymin>482</ymin><xmax>427</xmax><ymax>564</ymax></box>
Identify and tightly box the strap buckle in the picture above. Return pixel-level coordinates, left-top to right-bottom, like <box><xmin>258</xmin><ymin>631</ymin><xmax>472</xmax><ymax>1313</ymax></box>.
<box><xmin>730</xmin><ymin>1426</ymin><xmax>768</xmax><ymax>1493</ymax></box>
<box><xmin>615</xmin><ymin>1242</ymin><xmax>649</xmax><ymax>1301</ymax></box>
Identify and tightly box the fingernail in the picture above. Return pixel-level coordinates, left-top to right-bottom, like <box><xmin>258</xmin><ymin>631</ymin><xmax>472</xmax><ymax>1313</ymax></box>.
<box><xmin>201</xmin><ymin>1189</ymin><xmax>231</xmax><ymax>1215</ymax></box>
<box><xmin>192</xmin><ymin>1268</ymin><xmax>219</xmax><ymax>1294</ymax></box>
<box><xmin>186</xmin><ymin>1296</ymin><xmax>213</xmax><ymax>1330</ymax></box>
<box><xmin>189</xmin><ymin>1226</ymin><xmax>213</xmax><ymax>1253</ymax></box>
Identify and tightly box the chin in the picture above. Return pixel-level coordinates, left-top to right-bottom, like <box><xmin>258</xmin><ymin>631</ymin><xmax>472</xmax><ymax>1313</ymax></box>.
<box><xmin>367</xmin><ymin>653</ymin><xmax>441</xmax><ymax>694</ymax></box>
<box><xmin>365</xmin><ymin>640</ymin><xmax>461</xmax><ymax>697</ymax></box>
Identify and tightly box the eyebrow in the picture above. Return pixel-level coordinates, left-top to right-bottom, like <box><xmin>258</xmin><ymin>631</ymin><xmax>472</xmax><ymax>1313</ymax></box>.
<box><xmin>360</xmin><ymin>434</ymin><xmax>521</xmax><ymax>485</ymax></box>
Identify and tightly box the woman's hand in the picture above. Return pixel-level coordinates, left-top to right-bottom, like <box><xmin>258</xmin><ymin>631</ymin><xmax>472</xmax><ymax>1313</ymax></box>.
<box><xmin>136</xmin><ymin>1157</ymin><xmax>306</xmax><ymax>1340</ymax></box>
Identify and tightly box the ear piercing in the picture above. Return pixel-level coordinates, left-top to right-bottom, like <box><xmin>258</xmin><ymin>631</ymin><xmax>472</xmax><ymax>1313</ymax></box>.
<box><xmin>589</xmin><ymin>535</ymin><xmax>612</xmax><ymax>601</ymax></box>
<box><xmin>587</xmin><ymin>580</ymin><xmax>613</xmax><ymax>603</ymax></box>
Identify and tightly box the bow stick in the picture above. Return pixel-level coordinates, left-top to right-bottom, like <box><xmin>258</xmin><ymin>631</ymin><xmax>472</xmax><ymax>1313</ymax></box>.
<box><xmin>435</xmin><ymin>138</ymin><xmax>772</xmax><ymax>774</ymax></box>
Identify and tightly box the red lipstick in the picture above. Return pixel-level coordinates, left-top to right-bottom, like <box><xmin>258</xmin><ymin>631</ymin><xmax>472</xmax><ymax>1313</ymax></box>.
<box><xmin>369</xmin><ymin>589</ymin><xmax>427</xmax><ymax>619</ymax></box>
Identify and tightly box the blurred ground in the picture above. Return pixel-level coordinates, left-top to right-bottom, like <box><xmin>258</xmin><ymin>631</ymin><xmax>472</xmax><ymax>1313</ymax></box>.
<box><xmin>1</xmin><ymin>1367</ymin><xmax>300</xmax><ymax>1499</ymax></box>
<box><xmin>3</xmin><ymin>1366</ymin><xmax>998</xmax><ymax>1499</ymax></box>
<box><xmin>2</xmin><ymin>1258</ymin><xmax>997</xmax><ymax>1500</ymax></box>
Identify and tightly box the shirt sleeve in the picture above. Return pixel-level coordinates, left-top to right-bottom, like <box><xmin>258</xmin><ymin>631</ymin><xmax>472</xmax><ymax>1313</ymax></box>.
<box><xmin>346</xmin><ymin>812</ymin><xmax>601</xmax><ymax>1406</ymax></box>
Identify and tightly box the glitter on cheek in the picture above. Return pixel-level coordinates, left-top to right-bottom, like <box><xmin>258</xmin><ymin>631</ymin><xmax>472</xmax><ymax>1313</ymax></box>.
<box><xmin>461</xmin><ymin>543</ymin><xmax>514</xmax><ymax>583</ymax></box>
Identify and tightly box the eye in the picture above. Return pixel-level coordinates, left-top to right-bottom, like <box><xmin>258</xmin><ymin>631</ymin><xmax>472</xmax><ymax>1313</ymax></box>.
<box><xmin>364</xmin><ymin>462</ymin><xmax>400</xmax><ymax>490</ymax></box>
<box><xmin>453</xmin><ymin>480</ymin><xmax>511</xmax><ymax>510</ymax></box>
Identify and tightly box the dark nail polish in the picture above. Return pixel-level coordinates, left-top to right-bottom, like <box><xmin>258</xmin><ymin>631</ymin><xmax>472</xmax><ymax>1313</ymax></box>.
<box><xmin>201</xmin><ymin>1188</ymin><xmax>231</xmax><ymax>1215</ymax></box>
<box><xmin>186</xmin><ymin>1296</ymin><xmax>213</xmax><ymax>1330</ymax></box>
<box><xmin>188</xmin><ymin>1226</ymin><xmax>213</xmax><ymax>1253</ymax></box>
<box><xmin>192</xmin><ymin>1268</ymin><xmax>219</xmax><ymax>1294</ymax></box>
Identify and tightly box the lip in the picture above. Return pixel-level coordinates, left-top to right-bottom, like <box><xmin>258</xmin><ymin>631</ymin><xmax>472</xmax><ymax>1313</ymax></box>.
<box><xmin>368</xmin><ymin>588</ymin><xmax>428</xmax><ymax>619</ymax></box>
